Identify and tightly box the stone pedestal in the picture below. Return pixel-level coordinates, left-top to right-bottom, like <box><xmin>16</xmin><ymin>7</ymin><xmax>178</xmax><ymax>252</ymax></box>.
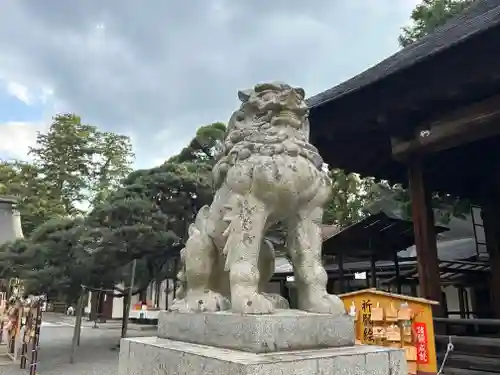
<box><xmin>118</xmin><ymin>310</ymin><xmax>407</xmax><ymax>375</ymax></box>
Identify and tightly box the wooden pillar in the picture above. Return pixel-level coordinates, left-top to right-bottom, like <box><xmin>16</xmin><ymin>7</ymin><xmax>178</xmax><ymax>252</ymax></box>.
<box><xmin>410</xmin><ymin>283</ymin><xmax>418</xmax><ymax>297</ymax></box>
<box><xmin>394</xmin><ymin>253</ymin><xmax>401</xmax><ymax>294</ymax></box>
<box><xmin>337</xmin><ymin>253</ymin><xmax>345</xmax><ymax>293</ymax></box>
<box><xmin>90</xmin><ymin>291</ymin><xmax>98</xmax><ymax>322</ymax></box>
<box><xmin>370</xmin><ymin>254</ymin><xmax>377</xmax><ymax>288</ymax></box>
<box><xmin>482</xmin><ymin>189</ymin><xmax>500</xmax><ymax>318</ymax></box>
<box><xmin>408</xmin><ymin>159</ymin><xmax>444</xmax><ymax>316</ymax></box>
<box><xmin>102</xmin><ymin>293</ymin><xmax>113</xmax><ymax>319</ymax></box>
<box><xmin>457</xmin><ymin>286</ymin><xmax>466</xmax><ymax>319</ymax></box>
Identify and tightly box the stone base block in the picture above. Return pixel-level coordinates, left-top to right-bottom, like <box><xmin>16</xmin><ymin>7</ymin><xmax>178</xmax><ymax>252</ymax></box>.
<box><xmin>158</xmin><ymin>310</ymin><xmax>355</xmax><ymax>353</ymax></box>
<box><xmin>118</xmin><ymin>337</ymin><xmax>407</xmax><ymax>375</ymax></box>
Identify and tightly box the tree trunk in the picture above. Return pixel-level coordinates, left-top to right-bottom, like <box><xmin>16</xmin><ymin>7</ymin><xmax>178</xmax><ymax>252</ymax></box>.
<box><xmin>121</xmin><ymin>294</ymin><xmax>129</xmax><ymax>338</ymax></box>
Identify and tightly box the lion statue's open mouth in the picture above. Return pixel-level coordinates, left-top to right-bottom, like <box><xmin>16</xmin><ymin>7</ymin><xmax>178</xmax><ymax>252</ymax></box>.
<box><xmin>171</xmin><ymin>82</ymin><xmax>344</xmax><ymax>316</ymax></box>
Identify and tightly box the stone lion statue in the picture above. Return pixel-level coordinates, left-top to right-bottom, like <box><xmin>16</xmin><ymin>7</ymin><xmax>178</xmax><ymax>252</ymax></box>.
<box><xmin>170</xmin><ymin>82</ymin><xmax>345</xmax><ymax>316</ymax></box>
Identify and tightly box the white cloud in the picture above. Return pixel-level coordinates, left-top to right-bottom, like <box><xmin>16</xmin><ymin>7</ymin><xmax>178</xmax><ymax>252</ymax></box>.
<box><xmin>6</xmin><ymin>81</ymin><xmax>31</xmax><ymax>105</ymax></box>
<box><xmin>0</xmin><ymin>121</ymin><xmax>47</xmax><ymax>160</ymax></box>
<box><xmin>40</xmin><ymin>86</ymin><xmax>54</xmax><ymax>105</ymax></box>
<box><xmin>0</xmin><ymin>0</ymin><xmax>418</xmax><ymax>168</ymax></box>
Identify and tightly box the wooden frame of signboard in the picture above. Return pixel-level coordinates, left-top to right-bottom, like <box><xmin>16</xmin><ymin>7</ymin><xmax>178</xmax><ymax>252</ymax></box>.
<box><xmin>339</xmin><ymin>288</ymin><xmax>439</xmax><ymax>375</ymax></box>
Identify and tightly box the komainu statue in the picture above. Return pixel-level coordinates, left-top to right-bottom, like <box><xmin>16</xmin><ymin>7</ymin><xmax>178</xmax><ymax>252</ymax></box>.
<box><xmin>171</xmin><ymin>82</ymin><xmax>345</xmax><ymax>316</ymax></box>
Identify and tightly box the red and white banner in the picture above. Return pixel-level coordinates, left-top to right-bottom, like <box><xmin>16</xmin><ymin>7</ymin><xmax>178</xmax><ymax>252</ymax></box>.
<box><xmin>414</xmin><ymin>322</ymin><xmax>429</xmax><ymax>364</ymax></box>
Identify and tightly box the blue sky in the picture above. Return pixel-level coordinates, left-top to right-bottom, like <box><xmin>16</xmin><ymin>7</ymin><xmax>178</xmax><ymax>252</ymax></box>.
<box><xmin>0</xmin><ymin>91</ymin><xmax>41</xmax><ymax>124</ymax></box>
<box><xmin>0</xmin><ymin>80</ymin><xmax>45</xmax><ymax>124</ymax></box>
<box><xmin>0</xmin><ymin>0</ymin><xmax>420</xmax><ymax>168</ymax></box>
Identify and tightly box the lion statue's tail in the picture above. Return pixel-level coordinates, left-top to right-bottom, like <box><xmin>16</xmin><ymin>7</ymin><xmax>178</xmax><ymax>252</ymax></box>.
<box><xmin>173</xmin><ymin>205</ymin><xmax>211</xmax><ymax>302</ymax></box>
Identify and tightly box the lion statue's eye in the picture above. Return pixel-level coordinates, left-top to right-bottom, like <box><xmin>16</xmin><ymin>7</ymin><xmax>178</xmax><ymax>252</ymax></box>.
<box><xmin>258</xmin><ymin>91</ymin><xmax>276</xmax><ymax>101</ymax></box>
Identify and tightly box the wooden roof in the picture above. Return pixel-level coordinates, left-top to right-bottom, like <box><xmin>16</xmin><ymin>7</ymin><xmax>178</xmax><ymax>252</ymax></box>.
<box><xmin>322</xmin><ymin>212</ymin><xmax>448</xmax><ymax>260</ymax></box>
<box><xmin>307</xmin><ymin>0</ymin><xmax>500</xmax><ymax>200</ymax></box>
<box><xmin>384</xmin><ymin>258</ymin><xmax>490</xmax><ymax>286</ymax></box>
<box><xmin>338</xmin><ymin>288</ymin><xmax>439</xmax><ymax>305</ymax></box>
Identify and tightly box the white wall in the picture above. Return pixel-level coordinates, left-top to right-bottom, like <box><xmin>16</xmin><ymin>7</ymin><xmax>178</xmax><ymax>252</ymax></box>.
<box><xmin>84</xmin><ymin>280</ymin><xmax>178</xmax><ymax>319</ymax></box>
<box><xmin>443</xmin><ymin>285</ymin><xmax>473</xmax><ymax>317</ymax></box>
<box><xmin>85</xmin><ymin>283</ymin><xmax>141</xmax><ymax>319</ymax></box>
<box><xmin>109</xmin><ymin>283</ymin><xmax>141</xmax><ymax>319</ymax></box>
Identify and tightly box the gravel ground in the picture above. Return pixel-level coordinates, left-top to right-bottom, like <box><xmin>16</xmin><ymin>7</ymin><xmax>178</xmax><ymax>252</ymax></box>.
<box><xmin>0</xmin><ymin>325</ymin><xmax>152</xmax><ymax>375</ymax></box>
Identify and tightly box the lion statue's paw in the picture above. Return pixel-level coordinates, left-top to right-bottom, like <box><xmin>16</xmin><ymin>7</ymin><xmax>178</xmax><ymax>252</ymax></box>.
<box><xmin>169</xmin><ymin>291</ymin><xmax>231</xmax><ymax>313</ymax></box>
<box><xmin>231</xmin><ymin>292</ymin><xmax>275</xmax><ymax>314</ymax></box>
<box><xmin>300</xmin><ymin>293</ymin><xmax>345</xmax><ymax>316</ymax></box>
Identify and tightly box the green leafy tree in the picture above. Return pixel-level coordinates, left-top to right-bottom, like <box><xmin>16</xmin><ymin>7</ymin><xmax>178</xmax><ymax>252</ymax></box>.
<box><xmin>168</xmin><ymin>122</ymin><xmax>226</xmax><ymax>164</ymax></box>
<box><xmin>0</xmin><ymin>239</ymin><xmax>32</xmax><ymax>281</ymax></box>
<box><xmin>0</xmin><ymin>114</ymin><xmax>134</xmax><ymax>236</ymax></box>
<box><xmin>0</xmin><ymin>218</ymin><xmax>92</xmax><ymax>299</ymax></box>
<box><xmin>399</xmin><ymin>0</ymin><xmax>476</xmax><ymax>47</ymax></box>
<box><xmin>86</xmin><ymin>161</ymin><xmax>213</xmax><ymax>258</ymax></box>
<box><xmin>88</xmin><ymin>131</ymin><xmax>135</xmax><ymax>207</ymax></box>
<box><xmin>0</xmin><ymin>123</ymin><xmax>220</xmax><ymax>300</ymax></box>
<box><xmin>77</xmin><ymin>139</ymin><xmax>217</xmax><ymax>298</ymax></box>
<box><xmin>0</xmin><ymin>160</ymin><xmax>66</xmax><ymax>236</ymax></box>
<box><xmin>29</xmin><ymin>113</ymin><xmax>134</xmax><ymax>214</ymax></box>
<box><xmin>323</xmin><ymin>171</ymin><xmax>383</xmax><ymax>227</ymax></box>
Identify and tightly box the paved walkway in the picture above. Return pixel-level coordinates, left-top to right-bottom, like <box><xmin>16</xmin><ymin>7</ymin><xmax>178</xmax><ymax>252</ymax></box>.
<box><xmin>0</xmin><ymin>315</ymin><xmax>155</xmax><ymax>375</ymax></box>
<box><xmin>41</xmin><ymin>312</ymin><xmax>157</xmax><ymax>331</ymax></box>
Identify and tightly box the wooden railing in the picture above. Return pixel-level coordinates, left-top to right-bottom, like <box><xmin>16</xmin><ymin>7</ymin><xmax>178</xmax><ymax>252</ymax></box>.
<box><xmin>434</xmin><ymin>317</ymin><xmax>500</xmax><ymax>326</ymax></box>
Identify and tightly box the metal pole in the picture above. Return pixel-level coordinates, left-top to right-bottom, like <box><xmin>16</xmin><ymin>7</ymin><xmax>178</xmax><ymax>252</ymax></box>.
<box><xmin>121</xmin><ymin>259</ymin><xmax>137</xmax><ymax>339</ymax></box>
<box><xmin>70</xmin><ymin>287</ymin><xmax>85</xmax><ymax>364</ymax></box>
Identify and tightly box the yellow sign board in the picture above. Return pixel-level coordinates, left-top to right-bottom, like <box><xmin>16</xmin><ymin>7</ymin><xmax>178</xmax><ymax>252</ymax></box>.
<box><xmin>339</xmin><ymin>288</ymin><xmax>438</xmax><ymax>375</ymax></box>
